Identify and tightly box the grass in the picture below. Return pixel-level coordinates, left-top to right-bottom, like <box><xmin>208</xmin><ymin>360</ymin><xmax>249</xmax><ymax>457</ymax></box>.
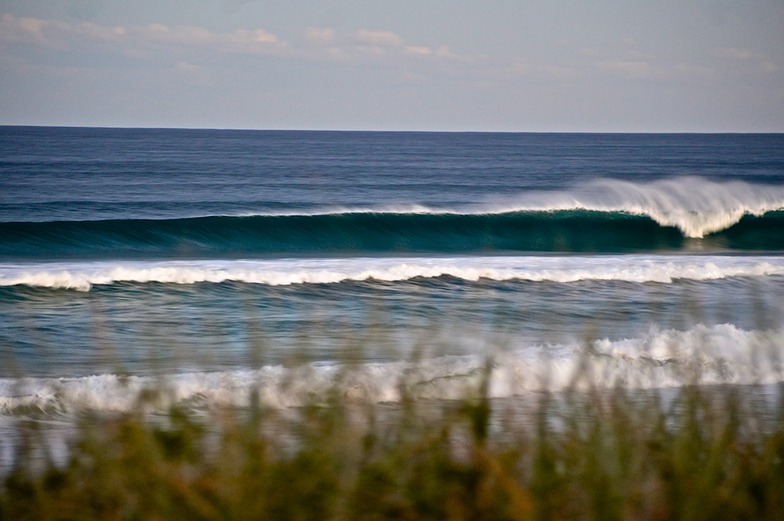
<box><xmin>2</xmin><ymin>371</ymin><xmax>783</xmax><ymax>520</ymax></box>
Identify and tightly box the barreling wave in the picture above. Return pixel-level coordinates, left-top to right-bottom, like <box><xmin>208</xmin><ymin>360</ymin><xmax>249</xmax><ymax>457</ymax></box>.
<box><xmin>1</xmin><ymin>209</ymin><xmax>783</xmax><ymax>259</ymax></box>
<box><xmin>2</xmin><ymin>324</ymin><xmax>782</xmax><ymax>414</ymax></box>
<box><xmin>3</xmin><ymin>177</ymin><xmax>783</xmax><ymax>258</ymax></box>
<box><xmin>2</xmin><ymin>255</ymin><xmax>784</xmax><ymax>291</ymax></box>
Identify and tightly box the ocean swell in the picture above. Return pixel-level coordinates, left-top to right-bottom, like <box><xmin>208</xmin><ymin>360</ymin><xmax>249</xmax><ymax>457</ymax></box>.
<box><xmin>1</xmin><ymin>209</ymin><xmax>783</xmax><ymax>259</ymax></box>
<box><xmin>3</xmin><ymin>177</ymin><xmax>784</xmax><ymax>258</ymax></box>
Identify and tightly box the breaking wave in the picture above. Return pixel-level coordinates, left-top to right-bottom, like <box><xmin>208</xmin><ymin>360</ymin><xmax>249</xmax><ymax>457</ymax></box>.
<box><xmin>1</xmin><ymin>324</ymin><xmax>782</xmax><ymax>414</ymax></box>
<box><xmin>2</xmin><ymin>255</ymin><xmax>784</xmax><ymax>291</ymax></box>
<box><xmin>2</xmin><ymin>178</ymin><xmax>783</xmax><ymax>258</ymax></box>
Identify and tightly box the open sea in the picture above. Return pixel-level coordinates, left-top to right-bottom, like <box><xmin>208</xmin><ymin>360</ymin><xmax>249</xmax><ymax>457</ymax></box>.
<box><xmin>1</xmin><ymin>127</ymin><xmax>784</xmax><ymax>425</ymax></box>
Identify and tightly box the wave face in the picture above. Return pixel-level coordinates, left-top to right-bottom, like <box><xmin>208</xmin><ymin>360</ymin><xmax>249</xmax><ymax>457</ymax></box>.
<box><xmin>3</xmin><ymin>255</ymin><xmax>784</xmax><ymax>291</ymax></box>
<box><xmin>1</xmin><ymin>324</ymin><xmax>781</xmax><ymax>413</ymax></box>
<box><xmin>4</xmin><ymin>177</ymin><xmax>783</xmax><ymax>258</ymax></box>
<box><xmin>2</xmin><ymin>209</ymin><xmax>783</xmax><ymax>259</ymax></box>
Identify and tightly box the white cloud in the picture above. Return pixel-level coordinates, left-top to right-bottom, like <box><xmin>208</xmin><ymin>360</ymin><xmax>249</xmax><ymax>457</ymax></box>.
<box><xmin>175</xmin><ymin>60</ymin><xmax>200</xmax><ymax>73</ymax></box>
<box><xmin>297</xmin><ymin>25</ymin><xmax>474</xmax><ymax>65</ymax></box>
<box><xmin>404</xmin><ymin>46</ymin><xmax>433</xmax><ymax>57</ymax></box>
<box><xmin>597</xmin><ymin>59</ymin><xmax>663</xmax><ymax>80</ymax></box>
<box><xmin>716</xmin><ymin>48</ymin><xmax>754</xmax><ymax>60</ymax></box>
<box><xmin>403</xmin><ymin>45</ymin><xmax>454</xmax><ymax>57</ymax></box>
<box><xmin>0</xmin><ymin>14</ymin><xmax>58</xmax><ymax>46</ymax></box>
<box><xmin>715</xmin><ymin>48</ymin><xmax>779</xmax><ymax>75</ymax></box>
<box><xmin>1</xmin><ymin>14</ymin><xmax>478</xmax><ymax>67</ymax></box>
<box><xmin>507</xmin><ymin>61</ymin><xmax>530</xmax><ymax>75</ymax></box>
<box><xmin>15</xmin><ymin>15</ymin><xmax>47</xmax><ymax>38</ymax></box>
<box><xmin>353</xmin><ymin>29</ymin><xmax>403</xmax><ymax>47</ymax></box>
<box><xmin>675</xmin><ymin>63</ymin><xmax>715</xmax><ymax>79</ymax></box>
<box><xmin>542</xmin><ymin>64</ymin><xmax>578</xmax><ymax>79</ymax></box>
<box><xmin>304</xmin><ymin>27</ymin><xmax>336</xmax><ymax>45</ymax></box>
<box><xmin>0</xmin><ymin>13</ymin><xmax>285</xmax><ymax>56</ymax></box>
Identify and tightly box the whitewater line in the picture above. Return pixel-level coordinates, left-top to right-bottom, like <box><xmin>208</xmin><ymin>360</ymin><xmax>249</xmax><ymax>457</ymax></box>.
<box><xmin>2</xmin><ymin>324</ymin><xmax>782</xmax><ymax>413</ymax></box>
<box><xmin>2</xmin><ymin>255</ymin><xmax>784</xmax><ymax>291</ymax></box>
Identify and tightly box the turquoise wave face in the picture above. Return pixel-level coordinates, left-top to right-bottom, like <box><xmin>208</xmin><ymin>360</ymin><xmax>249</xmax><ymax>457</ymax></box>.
<box><xmin>1</xmin><ymin>210</ymin><xmax>783</xmax><ymax>259</ymax></box>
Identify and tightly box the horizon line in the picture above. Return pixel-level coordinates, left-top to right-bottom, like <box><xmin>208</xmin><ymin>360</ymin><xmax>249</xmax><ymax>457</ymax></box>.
<box><xmin>2</xmin><ymin>124</ymin><xmax>782</xmax><ymax>135</ymax></box>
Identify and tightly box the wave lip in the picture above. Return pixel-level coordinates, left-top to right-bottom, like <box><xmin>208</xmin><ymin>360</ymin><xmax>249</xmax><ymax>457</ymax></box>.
<box><xmin>2</xmin><ymin>255</ymin><xmax>784</xmax><ymax>291</ymax></box>
<box><xmin>524</xmin><ymin>177</ymin><xmax>784</xmax><ymax>238</ymax></box>
<box><xmin>2</xmin><ymin>324</ymin><xmax>782</xmax><ymax>414</ymax></box>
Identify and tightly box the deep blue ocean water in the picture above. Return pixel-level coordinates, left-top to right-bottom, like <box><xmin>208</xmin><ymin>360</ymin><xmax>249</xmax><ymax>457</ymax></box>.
<box><xmin>1</xmin><ymin>127</ymin><xmax>784</xmax><ymax>414</ymax></box>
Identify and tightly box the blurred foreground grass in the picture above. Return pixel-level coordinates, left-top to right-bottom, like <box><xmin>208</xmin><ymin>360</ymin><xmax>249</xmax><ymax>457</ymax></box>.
<box><xmin>2</xmin><ymin>376</ymin><xmax>783</xmax><ymax>520</ymax></box>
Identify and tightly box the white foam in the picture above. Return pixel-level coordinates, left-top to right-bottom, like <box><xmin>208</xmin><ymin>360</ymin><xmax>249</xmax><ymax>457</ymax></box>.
<box><xmin>535</xmin><ymin>177</ymin><xmax>784</xmax><ymax>238</ymax></box>
<box><xmin>1</xmin><ymin>324</ymin><xmax>782</xmax><ymax>414</ymax></box>
<box><xmin>2</xmin><ymin>254</ymin><xmax>783</xmax><ymax>291</ymax></box>
<box><xmin>478</xmin><ymin>177</ymin><xmax>784</xmax><ymax>238</ymax></box>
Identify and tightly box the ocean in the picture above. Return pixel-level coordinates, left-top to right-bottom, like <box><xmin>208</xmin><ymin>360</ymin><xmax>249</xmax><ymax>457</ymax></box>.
<box><xmin>1</xmin><ymin>127</ymin><xmax>783</xmax><ymax>418</ymax></box>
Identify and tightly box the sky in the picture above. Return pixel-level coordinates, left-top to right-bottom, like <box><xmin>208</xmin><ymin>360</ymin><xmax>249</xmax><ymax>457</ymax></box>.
<box><xmin>0</xmin><ymin>0</ymin><xmax>782</xmax><ymax>132</ymax></box>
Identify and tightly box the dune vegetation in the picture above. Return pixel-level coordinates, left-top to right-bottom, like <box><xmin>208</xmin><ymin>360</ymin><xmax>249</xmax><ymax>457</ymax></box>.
<box><xmin>2</xmin><ymin>366</ymin><xmax>783</xmax><ymax>521</ymax></box>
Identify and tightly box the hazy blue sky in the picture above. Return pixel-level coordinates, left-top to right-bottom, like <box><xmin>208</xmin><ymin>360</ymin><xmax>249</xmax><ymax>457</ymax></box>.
<box><xmin>1</xmin><ymin>0</ymin><xmax>782</xmax><ymax>131</ymax></box>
